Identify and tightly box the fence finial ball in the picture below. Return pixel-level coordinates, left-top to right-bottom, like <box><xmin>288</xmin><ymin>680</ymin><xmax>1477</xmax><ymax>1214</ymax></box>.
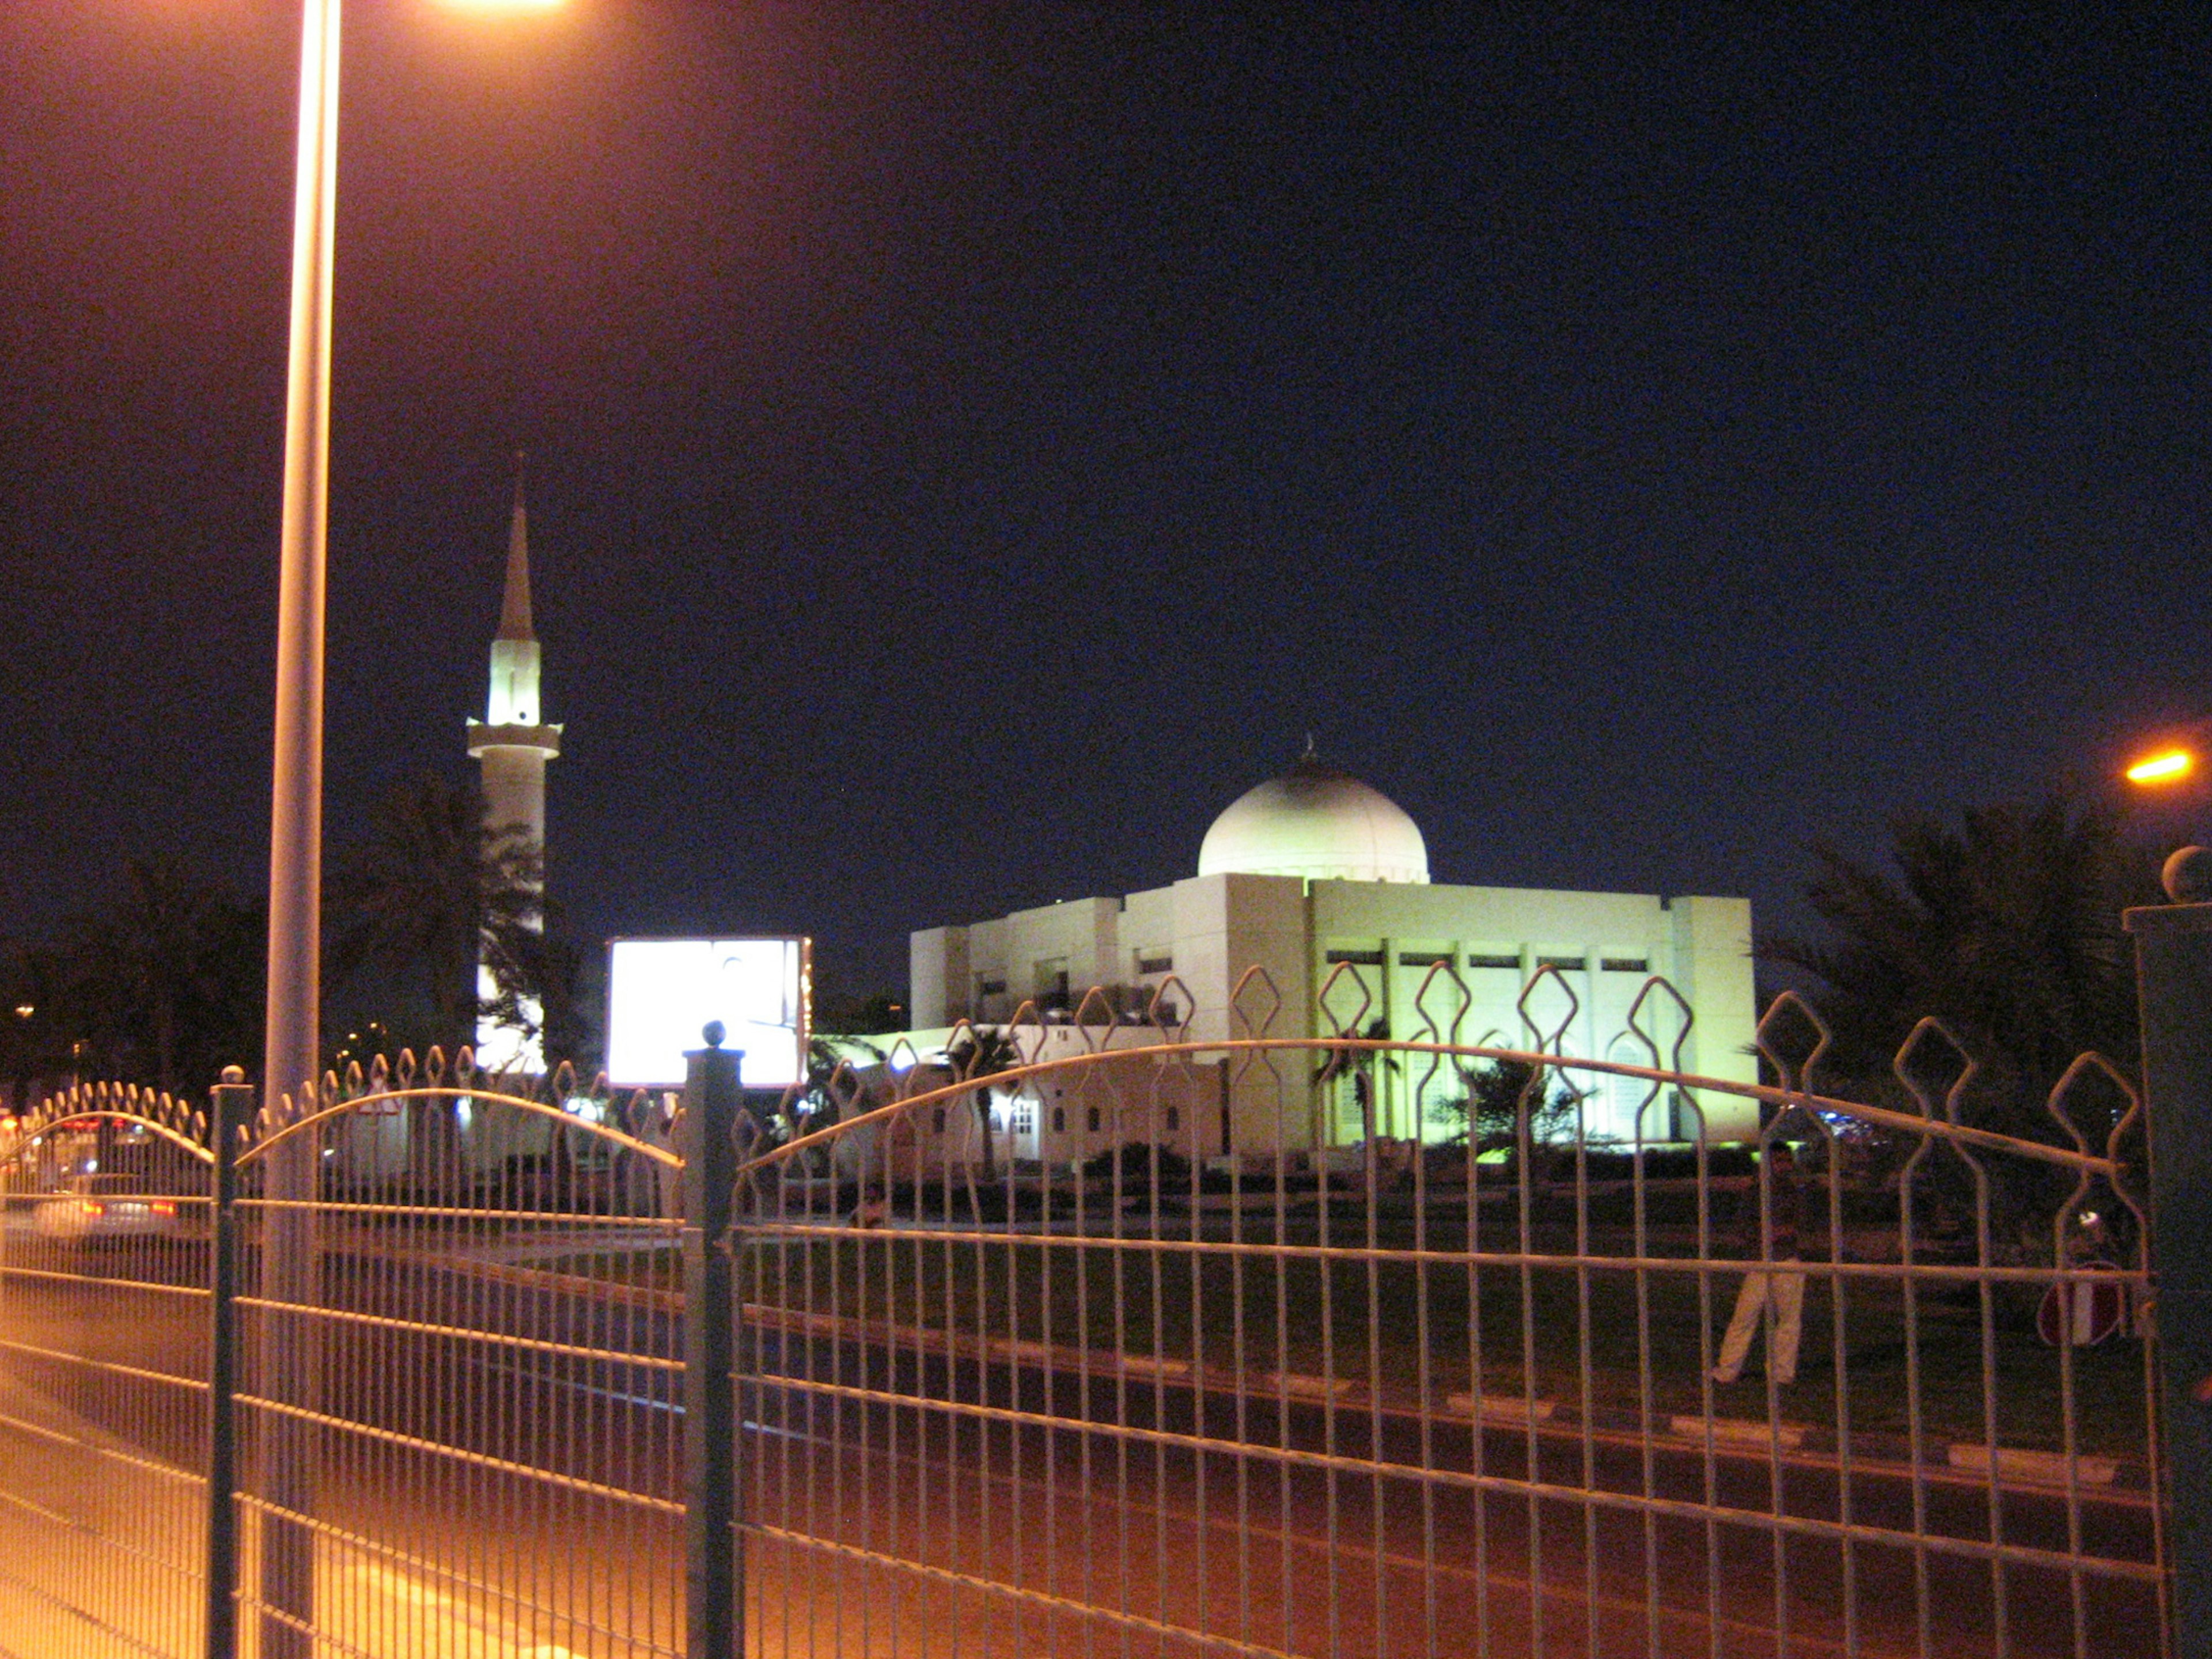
<box><xmin>2162</xmin><ymin>846</ymin><xmax>2212</xmax><ymax>903</ymax></box>
<box><xmin>703</xmin><ymin>1020</ymin><xmax>728</xmax><ymax>1048</ymax></box>
<box><xmin>221</xmin><ymin>1065</ymin><xmax>245</xmax><ymax>1084</ymax></box>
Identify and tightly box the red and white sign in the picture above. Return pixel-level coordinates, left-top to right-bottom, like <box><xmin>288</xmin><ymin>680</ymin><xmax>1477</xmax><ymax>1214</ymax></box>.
<box><xmin>2037</xmin><ymin>1264</ymin><xmax>2126</xmax><ymax>1347</ymax></box>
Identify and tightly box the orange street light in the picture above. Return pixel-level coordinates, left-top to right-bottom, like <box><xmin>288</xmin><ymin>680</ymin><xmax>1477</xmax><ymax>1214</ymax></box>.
<box><xmin>258</xmin><ymin>6</ymin><xmax>563</xmax><ymax>1656</ymax></box>
<box><xmin>2126</xmin><ymin>748</ymin><xmax>2196</xmax><ymax>787</ymax></box>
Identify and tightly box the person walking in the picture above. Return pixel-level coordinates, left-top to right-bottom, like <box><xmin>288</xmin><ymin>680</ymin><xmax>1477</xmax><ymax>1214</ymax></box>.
<box><xmin>1712</xmin><ymin>1142</ymin><xmax>1806</xmax><ymax>1385</ymax></box>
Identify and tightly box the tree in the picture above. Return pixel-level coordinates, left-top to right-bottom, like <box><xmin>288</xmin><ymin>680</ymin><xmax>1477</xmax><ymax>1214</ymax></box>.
<box><xmin>44</xmin><ymin>857</ymin><xmax>262</xmax><ymax>1095</ymax></box>
<box><xmin>1435</xmin><ymin>1058</ymin><xmax>1581</xmax><ymax>1157</ymax></box>
<box><xmin>1762</xmin><ymin>787</ymin><xmax>2161</xmax><ymax>1263</ymax></box>
<box><xmin>1313</xmin><ymin>1017</ymin><xmax>1400</xmax><ymax>1143</ymax></box>
<box><xmin>946</xmin><ymin>1027</ymin><xmax>1021</xmax><ymax>1180</ymax></box>
<box><xmin>1762</xmin><ymin>787</ymin><xmax>2157</xmax><ymax>1137</ymax></box>
<box><xmin>327</xmin><ymin>774</ymin><xmax>547</xmax><ymax>1056</ymax></box>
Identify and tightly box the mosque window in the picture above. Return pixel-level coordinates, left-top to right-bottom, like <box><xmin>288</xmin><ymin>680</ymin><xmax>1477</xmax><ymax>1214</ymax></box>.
<box><xmin>977</xmin><ymin>976</ymin><xmax>1007</xmax><ymax>997</ymax></box>
<box><xmin>1601</xmin><ymin>957</ymin><xmax>1649</xmax><ymax>974</ymax></box>
<box><xmin>1137</xmin><ymin>953</ymin><xmax>1173</xmax><ymax>975</ymax></box>
<box><xmin>1012</xmin><ymin>1101</ymin><xmax>1035</xmax><ymax>1136</ymax></box>
<box><xmin>1536</xmin><ymin>956</ymin><xmax>1588</xmax><ymax>971</ymax></box>
<box><xmin>1052</xmin><ymin>1107</ymin><xmax>1066</xmax><ymax>1134</ymax></box>
<box><xmin>1397</xmin><ymin>951</ymin><xmax>1452</xmax><ymax>969</ymax></box>
<box><xmin>932</xmin><ymin>1107</ymin><xmax>946</xmax><ymax>1133</ymax></box>
<box><xmin>1325</xmin><ymin>949</ymin><xmax>1385</xmax><ymax>967</ymax></box>
<box><xmin>1087</xmin><ymin>1106</ymin><xmax>1101</xmax><ymax>1134</ymax></box>
<box><xmin>1164</xmin><ymin>1105</ymin><xmax>1180</xmax><ymax>1132</ymax></box>
<box><xmin>1468</xmin><ymin>953</ymin><xmax>1521</xmax><ymax>971</ymax></box>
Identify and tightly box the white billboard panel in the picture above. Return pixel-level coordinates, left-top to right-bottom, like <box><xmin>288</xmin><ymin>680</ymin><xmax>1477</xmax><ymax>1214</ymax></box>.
<box><xmin>605</xmin><ymin>937</ymin><xmax>810</xmax><ymax>1089</ymax></box>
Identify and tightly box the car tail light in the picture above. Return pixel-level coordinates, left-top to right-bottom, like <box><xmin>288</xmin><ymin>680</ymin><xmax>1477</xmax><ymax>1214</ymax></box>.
<box><xmin>152</xmin><ymin>1202</ymin><xmax>176</xmax><ymax>1217</ymax></box>
<box><xmin>82</xmin><ymin>1201</ymin><xmax>105</xmax><ymax>1217</ymax></box>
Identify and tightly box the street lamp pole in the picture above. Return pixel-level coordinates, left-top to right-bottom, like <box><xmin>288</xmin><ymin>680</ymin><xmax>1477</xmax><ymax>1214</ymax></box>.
<box><xmin>264</xmin><ymin>0</ymin><xmax>339</xmax><ymax>1116</ymax></box>
<box><xmin>255</xmin><ymin>5</ymin><xmax>340</xmax><ymax>1655</ymax></box>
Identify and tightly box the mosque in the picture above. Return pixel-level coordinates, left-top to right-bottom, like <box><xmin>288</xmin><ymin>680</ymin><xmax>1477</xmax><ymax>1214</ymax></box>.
<box><xmin>902</xmin><ymin>754</ymin><xmax>1762</xmax><ymax>1160</ymax></box>
<box><xmin>450</xmin><ymin>475</ymin><xmax>1759</xmax><ymax>1161</ymax></box>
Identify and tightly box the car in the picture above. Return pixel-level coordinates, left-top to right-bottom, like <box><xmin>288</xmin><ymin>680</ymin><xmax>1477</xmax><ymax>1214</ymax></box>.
<box><xmin>29</xmin><ymin>1174</ymin><xmax>186</xmax><ymax>1241</ymax></box>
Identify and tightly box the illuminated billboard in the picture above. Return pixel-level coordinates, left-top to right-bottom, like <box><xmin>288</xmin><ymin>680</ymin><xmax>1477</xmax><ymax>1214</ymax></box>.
<box><xmin>605</xmin><ymin>937</ymin><xmax>810</xmax><ymax>1089</ymax></box>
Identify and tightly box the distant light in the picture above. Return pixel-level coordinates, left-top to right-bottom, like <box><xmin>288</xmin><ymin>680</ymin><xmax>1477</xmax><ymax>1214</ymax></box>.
<box><xmin>2126</xmin><ymin>748</ymin><xmax>2195</xmax><ymax>786</ymax></box>
<box><xmin>12</xmin><ymin>1005</ymin><xmax>30</xmax><ymax>1020</ymax></box>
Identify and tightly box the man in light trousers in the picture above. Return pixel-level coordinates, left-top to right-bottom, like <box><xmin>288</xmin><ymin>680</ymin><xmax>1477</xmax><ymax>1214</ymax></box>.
<box><xmin>1713</xmin><ymin>1142</ymin><xmax>1806</xmax><ymax>1385</ymax></box>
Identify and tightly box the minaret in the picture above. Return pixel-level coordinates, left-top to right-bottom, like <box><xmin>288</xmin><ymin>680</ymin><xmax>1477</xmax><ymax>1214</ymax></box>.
<box><xmin>465</xmin><ymin>458</ymin><xmax>562</xmax><ymax>1072</ymax></box>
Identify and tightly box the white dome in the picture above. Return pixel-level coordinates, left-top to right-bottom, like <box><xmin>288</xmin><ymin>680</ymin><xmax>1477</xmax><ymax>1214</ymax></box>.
<box><xmin>1198</xmin><ymin>759</ymin><xmax>1430</xmax><ymax>885</ymax></box>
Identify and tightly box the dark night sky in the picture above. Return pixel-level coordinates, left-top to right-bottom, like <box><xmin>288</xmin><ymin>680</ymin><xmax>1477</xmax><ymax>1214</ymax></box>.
<box><xmin>4</xmin><ymin>3</ymin><xmax>2210</xmax><ymax>1005</ymax></box>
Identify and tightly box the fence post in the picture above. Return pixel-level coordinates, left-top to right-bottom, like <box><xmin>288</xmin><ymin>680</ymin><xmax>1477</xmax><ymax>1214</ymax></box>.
<box><xmin>205</xmin><ymin>1067</ymin><xmax>251</xmax><ymax>1659</ymax></box>
<box><xmin>682</xmin><ymin>1022</ymin><xmax>743</xmax><ymax>1659</ymax></box>
<box><xmin>258</xmin><ymin>1086</ymin><xmax>320</xmax><ymax>1659</ymax></box>
<box><xmin>2125</xmin><ymin>866</ymin><xmax>2212</xmax><ymax>1654</ymax></box>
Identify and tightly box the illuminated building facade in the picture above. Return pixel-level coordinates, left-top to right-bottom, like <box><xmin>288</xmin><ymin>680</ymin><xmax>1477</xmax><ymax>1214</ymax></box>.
<box><xmin>907</xmin><ymin>756</ymin><xmax>1760</xmax><ymax>1161</ymax></box>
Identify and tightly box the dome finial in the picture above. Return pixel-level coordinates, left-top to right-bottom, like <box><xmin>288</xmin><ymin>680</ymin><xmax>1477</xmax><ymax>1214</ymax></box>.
<box><xmin>1301</xmin><ymin>730</ymin><xmax>1317</xmax><ymax>761</ymax></box>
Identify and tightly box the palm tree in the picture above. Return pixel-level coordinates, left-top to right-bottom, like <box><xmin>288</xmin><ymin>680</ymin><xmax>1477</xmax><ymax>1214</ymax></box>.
<box><xmin>946</xmin><ymin>1027</ymin><xmax>1021</xmax><ymax>1180</ymax></box>
<box><xmin>1313</xmin><ymin>1017</ymin><xmax>1401</xmax><ymax>1143</ymax></box>
<box><xmin>328</xmin><ymin>774</ymin><xmax>544</xmax><ymax>1055</ymax></box>
<box><xmin>1762</xmin><ymin>786</ymin><xmax>2157</xmax><ymax>1134</ymax></box>
<box><xmin>1763</xmin><ymin>787</ymin><xmax>2160</xmax><ymax>1263</ymax></box>
<box><xmin>55</xmin><ymin>857</ymin><xmax>261</xmax><ymax>1094</ymax></box>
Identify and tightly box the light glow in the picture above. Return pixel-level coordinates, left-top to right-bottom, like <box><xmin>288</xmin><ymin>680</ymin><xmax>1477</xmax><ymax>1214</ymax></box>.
<box><xmin>2126</xmin><ymin>748</ymin><xmax>2195</xmax><ymax>786</ymax></box>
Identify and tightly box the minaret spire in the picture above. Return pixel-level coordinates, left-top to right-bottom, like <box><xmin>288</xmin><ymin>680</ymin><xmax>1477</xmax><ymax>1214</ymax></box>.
<box><xmin>497</xmin><ymin>449</ymin><xmax>535</xmax><ymax>643</ymax></box>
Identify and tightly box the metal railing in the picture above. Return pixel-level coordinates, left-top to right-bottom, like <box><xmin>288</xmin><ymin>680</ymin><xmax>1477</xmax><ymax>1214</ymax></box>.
<box><xmin>0</xmin><ymin>969</ymin><xmax>2172</xmax><ymax>1658</ymax></box>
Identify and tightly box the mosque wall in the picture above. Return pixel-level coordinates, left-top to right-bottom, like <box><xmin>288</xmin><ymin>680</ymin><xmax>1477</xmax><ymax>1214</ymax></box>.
<box><xmin>903</xmin><ymin>760</ymin><xmax>1761</xmax><ymax>1156</ymax></box>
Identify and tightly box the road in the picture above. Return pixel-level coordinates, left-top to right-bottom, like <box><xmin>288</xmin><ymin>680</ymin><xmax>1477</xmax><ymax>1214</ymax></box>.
<box><xmin>0</xmin><ymin>1234</ymin><xmax>2164</xmax><ymax>1658</ymax></box>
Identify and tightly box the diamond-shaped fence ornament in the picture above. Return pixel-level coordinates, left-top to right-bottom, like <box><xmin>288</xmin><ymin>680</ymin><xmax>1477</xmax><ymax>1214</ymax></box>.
<box><xmin>1411</xmin><ymin>963</ymin><xmax>1472</xmax><ymax>1046</ymax></box>
<box><xmin>827</xmin><ymin>1062</ymin><xmax>868</xmax><ymax>1119</ymax></box>
<box><xmin>1229</xmin><ymin>967</ymin><xmax>1283</xmax><ymax>1040</ymax></box>
<box><xmin>1891</xmin><ymin>1017</ymin><xmax>1978</xmax><ymax>1123</ymax></box>
<box><xmin>1754</xmin><ymin>991</ymin><xmax>1831</xmax><ymax>1096</ymax></box>
<box><xmin>881</xmin><ymin>1038</ymin><xmax>926</xmax><ymax>1097</ymax></box>
<box><xmin>2044</xmin><ymin>1051</ymin><xmax>2137</xmax><ymax>1159</ymax></box>
<box><xmin>1317</xmin><ymin>961</ymin><xmax>1375</xmax><ymax>1040</ymax></box>
<box><xmin>1625</xmin><ymin>976</ymin><xmax>1695</xmax><ymax>1075</ymax></box>
<box><xmin>1004</xmin><ymin>1003</ymin><xmax>1048</xmax><ymax>1067</ymax></box>
<box><xmin>1516</xmin><ymin>965</ymin><xmax>1580</xmax><ymax>1055</ymax></box>
<box><xmin>1071</xmin><ymin>986</ymin><xmax>1119</xmax><ymax>1049</ymax></box>
<box><xmin>1147</xmin><ymin>975</ymin><xmax>1195</xmax><ymax>1041</ymax></box>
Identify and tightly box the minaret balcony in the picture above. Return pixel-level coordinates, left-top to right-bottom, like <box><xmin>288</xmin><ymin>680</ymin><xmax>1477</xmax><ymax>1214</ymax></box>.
<box><xmin>466</xmin><ymin>718</ymin><xmax>563</xmax><ymax>759</ymax></box>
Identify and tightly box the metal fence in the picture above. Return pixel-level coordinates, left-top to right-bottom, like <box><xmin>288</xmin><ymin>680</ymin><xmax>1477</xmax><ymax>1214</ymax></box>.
<box><xmin>0</xmin><ymin>969</ymin><xmax>2171</xmax><ymax>1658</ymax></box>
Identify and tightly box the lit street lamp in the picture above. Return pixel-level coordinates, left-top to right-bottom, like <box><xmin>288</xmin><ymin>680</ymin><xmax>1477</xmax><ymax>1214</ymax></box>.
<box><xmin>2126</xmin><ymin>747</ymin><xmax>2196</xmax><ymax>787</ymax></box>
<box><xmin>2122</xmin><ymin>733</ymin><xmax>2212</xmax><ymax>901</ymax></box>
<box><xmin>261</xmin><ymin>0</ymin><xmax>569</xmax><ymax>1123</ymax></box>
<box><xmin>255</xmin><ymin>5</ymin><xmax>559</xmax><ymax>1654</ymax></box>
